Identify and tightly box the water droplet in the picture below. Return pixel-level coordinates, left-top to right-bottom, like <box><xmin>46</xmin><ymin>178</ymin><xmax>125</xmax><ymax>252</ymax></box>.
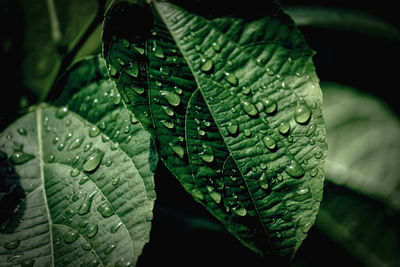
<box><xmin>88</xmin><ymin>126</ymin><xmax>100</xmax><ymax>138</ymax></box>
<box><xmin>55</xmin><ymin>106</ymin><xmax>69</xmax><ymax>119</ymax></box>
<box><xmin>105</xmin><ymin>243</ymin><xmax>117</xmax><ymax>255</ymax></box>
<box><xmin>105</xmin><ymin>159</ymin><xmax>113</xmax><ymax>167</ymax></box>
<box><xmin>226</xmin><ymin>121</ymin><xmax>239</xmax><ymax>135</ymax></box>
<box><xmin>260</xmin><ymin>163</ymin><xmax>267</xmax><ymax>170</ymax></box>
<box><xmin>212</xmin><ymin>41</ymin><xmax>221</xmax><ymax>52</ymax></box>
<box><xmin>4</xmin><ymin>240</ymin><xmax>20</xmax><ymax>250</ymax></box>
<box><xmin>310</xmin><ymin>168</ymin><xmax>318</xmax><ymax>177</ymax></box>
<box><xmin>169</xmin><ymin>143</ymin><xmax>184</xmax><ymax>159</ymax></box>
<box><xmin>68</xmin><ymin>137</ymin><xmax>85</xmax><ymax>151</ymax></box>
<box><xmin>52</xmin><ymin>136</ymin><xmax>59</xmax><ymax>144</ymax></box>
<box><xmin>121</xmin><ymin>39</ymin><xmax>129</xmax><ymax>48</ymax></box>
<box><xmin>110</xmin><ymin>222</ymin><xmax>123</xmax><ymax>234</ymax></box>
<box><xmin>262</xmin><ymin>136</ymin><xmax>277</xmax><ymax>151</ymax></box>
<box><xmin>133</xmin><ymin>45</ymin><xmax>144</xmax><ymax>54</ymax></box>
<box><xmin>161</xmin><ymin>90</ymin><xmax>181</xmax><ymax>106</ymax></box>
<box><xmin>197</xmin><ymin>129</ymin><xmax>206</xmax><ymax>136</ymax></box>
<box><xmin>79</xmin><ymin>176</ymin><xmax>89</xmax><ymax>185</ymax></box>
<box><xmin>78</xmin><ymin>192</ymin><xmax>96</xmax><ymax>215</ymax></box>
<box><xmin>86</xmin><ymin>224</ymin><xmax>98</xmax><ymax>238</ymax></box>
<box><xmin>97</xmin><ymin>202</ymin><xmax>114</xmax><ymax>218</ymax></box>
<box><xmin>278</xmin><ymin>121</ymin><xmax>290</xmax><ymax>135</ymax></box>
<box><xmin>266</xmin><ymin>68</ymin><xmax>275</xmax><ymax>76</ymax></box>
<box><xmin>240</xmin><ymin>99</ymin><xmax>258</xmax><ymax>117</ymax></box>
<box><xmin>124</xmin><ymin>62</ymin><xmax>139</xmax><ymax>78</ymax></box>
<box><xmin>83</xmin><ymin>142</ymin><xmax>93</xmax><ymax>152</ymax></box>
<box><xmin>112</xmin><ymin>177</ymin><xmax>120</xmax><ymax>186</ymax></box>
<box><xmin>241</xmin><ymin>86</ymin><xmax>251</xmax><ymax>95</ymax></box>
<box><xmin>159</xmin><ymin>106</ymin><xmax>174</xmax><ymax>118</ymax></box>
<box><xmin>285</xmin><ymin>160</ymin><xmax>304</xmax><ymax>178</ymax></box>
<box><xmin>160</xmin><ymin>119</ymin><xmax>174</xmax><ymax>129</ymax></box>
<box><xmin>294</xmin><ymin>102</ymin><xmax>312</xmax><ymax>124</ymax></box>
<box><xmin>160</xmin><ymin>65</ymin><xmax>170</xmax><ymax>75</ymax></box>
<box><xmin>70</xmin><ymin>168</ymin><xmax>80</xmax><ymax>177</ymax></box>
<box><xmin>20</xmin><ymin>259</ymin><xmax>35</xmax><ymax>267</ymax></box>
<box><xmin>200</xmin><ymin>58</ymin><xmax>213</xmax><ymax>73</ymax></box>
<box><xmin>233</xmin><ymin>207</ymin><xmax>247</xmax><ymax>216</ymax></box>
<box><xmin>17</xmin><ymin>128</ymin><xmax>27</xmax><ymax>136</ymax></box>
<box><xmin>191</xmin><ymin>188</ymin><xmax>204</xmax><ymax>200</ymax></box>
<box><xmin>57</xmin><ymin>143</ymin><xmax>65</xmax><ymax>151</ymax></box>
<box><xmin>64</xmin><ymin>230</ymin><xmax>79</xmax><ymax>243</ymax></box>
<box><xmin>314</xmin><ymin>151</ymin><xmax>323</xmax><ymax>159</ymax></box>
<box><xmin>258</xmin><ymin>173</ymin><xmax>269</xmax><ymax>189</ymax></box>
<box><xmin>277</xmin><ymin>173</ymin><xmax>283</xmax><ymax>182</ymax></box>
<box><xmin>224</xmin><ymin>72</ymin><xmax>238</xmax><ymax>86</ymax></box>
<box><xmin>209</xmin><ymin>191</ymin><xmax>221</xmax><ymax>204</ymax></box>
<box><xmin>244</xmin><ymin>129</ymin><xmax>252</xmax><ymax>137</ymax></box>
<box><xmin>276</xmin><ymin>232</ymin><xmax>282</xmax><ymax>238</ymax></box>
<box><xmin>81</xmin><ymin>242</ymin><xmax>92</xmax><ymax>251</ymax></box>
<box><xmin>10</xmin><ymin>151</ymin><xmax>34</xmax><ymax>165</ymax></box>
<box><xmin>195</xmin><ymin>45</ymin><xmax>201</xmax><ymax>51</ymax></box>
<box><xmin>198</xmin><ymin>145</ymin><xmax>214</xmax><ymax>163</ymax></box>
<box><xmin>307</xmin><ymin>124</ymin><xmax>316</xmax><ymax>136</ymax></box>
<box><xmin>48</xmin><ymin>154</ymin><xmax>55</xmax><ymax>163</ymax></box>
<box><xmin>83</xmin><ymin>150</ymin><xmax>104</xmax><ymax>172</ymax></box>
<box><xmin>152</xmin><ymin>40</ymin><xmax>165</xmax><ymax>59</ymax></box>
<box><xmin>262</xmin><ymin>98</ymin><xmax>277</xmax><ymax>114</ymax></box>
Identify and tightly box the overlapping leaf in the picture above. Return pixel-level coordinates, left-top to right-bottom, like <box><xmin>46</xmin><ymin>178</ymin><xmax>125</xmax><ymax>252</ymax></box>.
<box><xmin>103</xmin><ymin>0</ymin><xmax>327</xmax><ymax>259</ymax></box>
<box><xmin>0</xmin><ymin>57</ymin><xmax>156</xmax><ymax>266</ymax></box>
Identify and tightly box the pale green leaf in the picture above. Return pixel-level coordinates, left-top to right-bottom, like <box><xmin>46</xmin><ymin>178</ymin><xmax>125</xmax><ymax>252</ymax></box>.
<box><xmin>103</xmin><ymin>0</ymin><xmax>327</xmax><ymax>259</ymax></box>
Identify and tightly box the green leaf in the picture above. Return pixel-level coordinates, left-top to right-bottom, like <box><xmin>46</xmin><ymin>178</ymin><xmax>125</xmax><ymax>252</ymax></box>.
<box><xmin>317</xmin><ymin>82</ymin><xmax>400</xmax><ymax>266</ymax></box>
<box><xmin>103</xmin><ymin>0</ymin><xmax>327</xmax><ymax>259</ymax></box>
<box><xmin>322</xmin><ymin>82</ymin><xmax>400</xmax><ymax>210</ymax></box>
<box><xmin>0</xmin><ymin>58</ymin><xmax>155</xmax><ymax>266</ymax></box>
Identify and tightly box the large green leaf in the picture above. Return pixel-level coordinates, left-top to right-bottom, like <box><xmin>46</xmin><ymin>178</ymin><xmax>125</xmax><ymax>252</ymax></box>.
<box><xmin>103</xmin><ymin>0</ymin><xmax>327</xmax><ymax>259</ymax></box>
<box><xmin>0</xmin><ymin>57</ymin><xmax>155</xmax><ymax>266</ymax></box>
<box><xmin>316</xmin><ymin>82</ymin><xmax>400</xmax><ymax>266</ymax></box>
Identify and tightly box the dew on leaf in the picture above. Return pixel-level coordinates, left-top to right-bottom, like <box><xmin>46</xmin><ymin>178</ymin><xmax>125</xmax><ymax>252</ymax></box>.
<box><xmin>226</xmin><ymin>120</ymin><xmax>239</xmax><ymax>135</ymax></box>
<box><xmin>97</xmin><ymin>202</ymin><xmax>114</xmax><ymax>218</ymax></box>
<box><xmin>112</xmin><ymin>177</ymin><xmax>120</xmax><ymax>186</ymax></box>
<box><xmin>48</xmin><ymin>154</ymin><xmax>55</xmax><ymax>163</ymax></box>
<box><xmin>310</xmin><ymin>168</ymin><xmax>318</xmax><ymax>177</ymax></box>
<box><xmin>4</xmin><ymin>240</ymin><xmax>20</xmax><ymax>250</ymax></box>
<box><xmin>64</xmin><ymin>230</ymin><xmax>79</xmax><ymax>243</ymax></box>
<box><xmin>79</xmin><ymin>176</ymin><xmax>89</xmax><ymax>185</ymax></box>
<box><xmin>209</xmin><ymin>191</ymin><xmax>222</xmax><ymax>204</ymax></box>
<box><xmin>262</xmin><ymin>135</ymin><xmax>277</xmax><ymax>151</ymax></box>
<box><xmin>125</xmin><ymin>62</ymin><xmax>139</xmax><ymax>78</ymax></box>
<box><xmin>55</xmin><ymin>106</ymin><xmax>69</xmax><ymax>119</ymax></box>
<box><xmin>81</xmin><ymin>242</ymin><xmax>92</xmax><ymax>251</ymax></box>
<box><xmin>82</xmin><ymin>150</ymin><xmax>104</xmax><ymax>172</ymax></box>
<box><xmin>285</xmin><ymin>160</ymin><xmax>304</xmax><ymax>178</ymax></box>
<box><xmin>294</xmin><ymin>102</ymin><xmax>312</xmax><ymax>124</ymax></box>
<box><xmin>68</xmin><ymin>137</ymin><xmax>85</xmax><ymax>150</ymax></box>
<box><xmin>192</xmin><ymin>188</ymin><xmax>204</xmax><ymax>200</ymax></box>
<box><xmin>105</xmin><ymin>243</ymin><xmax>117</xmax><ymax>255</ymax></box>
<box><xmin>70</xmin><ymin>168</ymin><xmax>80</xmax><ymax>177</ymax></box>
<box><xmin>160</xmin><ymin>120</ymin><xmax>175</xmax><ymax>129</ymax></box>
<box><xmin>17</xmin><ymin>128</ymin><xmax>27</xmax><ymax>136</ymax></box>
<box><xmin>198</xmin><ymin>145</ymin><xmax>214</xmax><ymax>163</ymax></box>
<box><xmin>10</xmin><ymin>151</ymin><xmax>34</xmax><ymax>165</ymax></box>
<box><xmin>78</xmin><ymin>192</ymin><xmax>96</xmax><ymax>215</ymax></box>
<box><xmin>200</xmin><ymin>58</ymin><xmax>213</xmax><ymax>73</ymax></box>
<box><xmin>86</xmin><ymin>224</ymin><xmax>98</xmax><ymax>238</ymax></box>
<box><xmin>110</xmin><ymin>222</ymin><xmax>123</xmax><ymax>233</ymax></box>
<box><xmin>169</xmin><ymin>143</ymin><xmax>184</xmax><ymax>159</ymax></box>
<box><xmin>162</xmin><ymin>106</ymin><xmax>174</xmax><ymax>117</ymax></box>
<box><xmin>233</xmin><ymin>207</ymin><xmax>247</xmax><ymax>216</ymax></box>
<box><xmin>262</xmin><ymin>98</ymin><xmax>277</xmax><ymax>114</ymax></box>
<box><xmin>83</xmin><ymin>142</ymin><xmax>93</xmax><ymax>152</ymax></box>
<box><xmin>258</xmin><ymin>173</ymin><xmax>269</xmax><ymax>189</ymax></box>
<box><xmin>278</xmin><ymin>121</ymin><xmax>290</xmax><ymax>135</ymax></box>
<box><xmin>224</xmin><ymin>72</ymin><xmax>238</xmax><ymax>86</ymax></box>
<box><xmin>212</xmin><ymin>41</ymin><xmax>221</xmax><ymax>52</ymax></box>
<box><xmin>151</xmin><ymin>40</ymin><xmax>165</xmax><ymax>59</ymax></box>
<box><xmin>244</xmin><ymin>129</ymin><xmax>252</xmax><ymax>137</ymax></box>
<box><xmin>161</xmin><ymin>90</ymin><xmax>181</xmax><ymax>106</ymax></box>
<box><xmin>240</xmin><ymin>99</ymin><xmax>258</xmax><ymax>117</ymax></box>
<box><xmin>160</xmin><ymin>65</ymin><xmax>170</xmax><ymax>75</ymax></box>
<box><xmin>20</xmin><ymin>259</ymin><xmax>35</xmax><ymax>267</ymax></box>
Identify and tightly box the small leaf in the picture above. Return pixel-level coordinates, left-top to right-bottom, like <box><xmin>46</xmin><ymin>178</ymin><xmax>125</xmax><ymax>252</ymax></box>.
<box><xmin>103</xmin><ymin>0</ymin><xmax>327</xmax><ymax>260</ymax></box>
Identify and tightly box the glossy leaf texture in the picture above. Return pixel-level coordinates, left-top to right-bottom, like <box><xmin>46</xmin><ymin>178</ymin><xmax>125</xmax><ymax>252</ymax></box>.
<box><xmin>319</xmin><ymin>82</ymin><xmax>400</xmax><ymax>266</ymax></box>
<box><xmin>103</xmin><ymin>0</ymin><xmax>327</xmax><ymax>259</ymax></box>
<box><xmin>0</xmin><ymin>57</ymin><xmax>156</xmax><ymax>266</ymax></box>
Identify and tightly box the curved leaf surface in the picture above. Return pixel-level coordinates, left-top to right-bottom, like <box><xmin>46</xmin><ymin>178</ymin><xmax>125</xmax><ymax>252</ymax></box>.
<box><xmin>0</xmin><ymin>58</ymin><xmax>155</xmax><ymax>266</ymax></box>
<box><xmin>103</xmin><ymin>0</ymin><xmax>327</xmax><ymax>259</ymax></box>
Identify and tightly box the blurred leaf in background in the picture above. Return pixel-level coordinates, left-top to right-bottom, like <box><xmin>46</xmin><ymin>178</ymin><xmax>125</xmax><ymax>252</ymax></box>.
<box><xmin>318</xmin><ymin>82</ymin><xmax>400</xmax><ymax>267</ymax></box>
